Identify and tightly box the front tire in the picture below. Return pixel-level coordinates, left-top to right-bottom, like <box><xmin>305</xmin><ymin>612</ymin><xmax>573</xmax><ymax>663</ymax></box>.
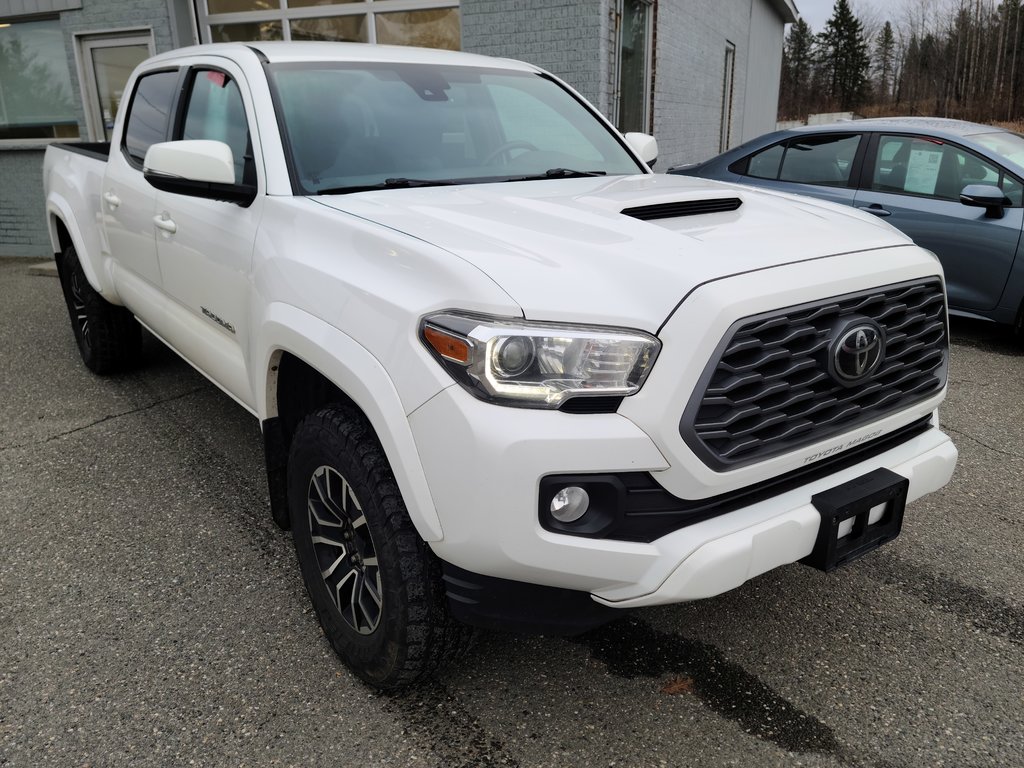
<box><xmin>56</xmin><ymin>244</ymin><xmax>141</xmax><ymax>374</ymax></box>
<box><xmin>287</xmin><ymin>406</ymin><xmax>472</xmax><ymax>689</ymax></box>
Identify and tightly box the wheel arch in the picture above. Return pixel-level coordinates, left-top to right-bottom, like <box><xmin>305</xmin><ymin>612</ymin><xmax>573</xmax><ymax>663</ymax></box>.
<box><xmin>46</xmin><ymin>196</ymin><xmax>108</xmax><ymax>297</ymax></box>
<box><xmin>256</xmin><ymin>303</ymin><xmax>444</xmax><ymax>542</ymax></box>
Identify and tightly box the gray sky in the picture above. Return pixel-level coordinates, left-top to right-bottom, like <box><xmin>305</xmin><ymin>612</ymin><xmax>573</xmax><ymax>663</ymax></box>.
<box><xmin>793</xmin><ymin>0</ymin><xmax>901</xmax><ymax>33</ymax></box>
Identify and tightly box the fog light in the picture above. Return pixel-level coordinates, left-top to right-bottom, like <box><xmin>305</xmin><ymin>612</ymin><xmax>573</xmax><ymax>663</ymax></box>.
<box><xmin>550</xmin><ymin>486</ymin><xmax>590</xmax><ymax>523</ymax></box>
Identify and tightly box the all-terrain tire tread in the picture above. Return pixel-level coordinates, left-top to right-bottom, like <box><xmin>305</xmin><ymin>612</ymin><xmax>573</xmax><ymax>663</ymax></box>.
<box><xmin>290</xmin><ymin>405</ymin><xmax>474</xmax><ymax>689</ymax></box>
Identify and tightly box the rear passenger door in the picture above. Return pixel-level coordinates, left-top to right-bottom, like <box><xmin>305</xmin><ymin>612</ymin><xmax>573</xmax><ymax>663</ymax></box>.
<box><xmin>102</xmin><ymin>67</ymin><xmax>180</xmax><ymax>290</ymax></box>
<box><xmin>854</xmin><ymin>134</ymin><xmax>1024</xmax><ymax>312</ymax></box>
<box><xmin>733</xmin><ymin>132</ymin><xmax>865</xmax><ymax>206</ymax></box>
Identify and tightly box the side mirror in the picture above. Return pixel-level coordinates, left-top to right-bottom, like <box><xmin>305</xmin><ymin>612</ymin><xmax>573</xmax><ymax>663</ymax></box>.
<box><xmin>624</xmin><ymin>132</ymin><xmax>658</xmax><ymax>168</ymax></box>
<box><xmin>959</xmin><ymin>184</ymin><xmax>1011</xmax><ymax>219</ymax></box>
<box><xmin>143</xmin><ymin>140</ymin><xmax>256</xmax><ymax>207</ymax></box>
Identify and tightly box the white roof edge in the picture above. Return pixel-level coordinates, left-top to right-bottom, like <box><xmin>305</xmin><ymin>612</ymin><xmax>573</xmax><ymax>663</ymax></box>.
<box><xmin>150</xmin><ymin>41</ymin><xmax>539</xmax><ymax>72</ymax></box>
<box><xmin>768</xmin><ymin>0</ymin><xmax>800</xmax><ymax>24</ymax></box>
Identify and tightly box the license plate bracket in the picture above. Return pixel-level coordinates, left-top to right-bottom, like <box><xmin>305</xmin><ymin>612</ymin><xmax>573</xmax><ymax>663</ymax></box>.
<box><xmin>801</xmin><ymin>467</ymin><xmax>909</xmax><ymax>572</ymax></box>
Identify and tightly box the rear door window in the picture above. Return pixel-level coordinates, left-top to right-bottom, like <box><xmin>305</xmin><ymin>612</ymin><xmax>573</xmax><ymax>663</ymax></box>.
<box><xmin>123</xmin><ymin>69</ymin><xmax>179</xmax><ymax>166</ymax></box>
<box><xmin>744</xmin><ymin>134</ymin><xmax>861</xmax><ymax>187</ymax></box>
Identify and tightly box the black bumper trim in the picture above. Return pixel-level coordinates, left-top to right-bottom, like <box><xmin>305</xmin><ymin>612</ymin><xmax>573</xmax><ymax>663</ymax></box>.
<box><xmin>539</xmin><ymin>415</ymin><xmax>934</xmax><ymax>543</ymax></box>
<box><xmin>441</xmin><ymin>562</ymin><xmax>623</xmax><ymax>636</ymax></box>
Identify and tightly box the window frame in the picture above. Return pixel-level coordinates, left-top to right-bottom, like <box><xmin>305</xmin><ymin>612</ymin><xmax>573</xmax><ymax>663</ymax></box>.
<box><xmin>719</xmin><ymin>41</ymin><xmax>736</xmax><ymax>153</ymax></box>
<box><xmin>194</xmin><ymin>0</ymin><xmax>460</xmax><ymax>45</ymax></box>
<box><xmin>73</xmin><ymin>28</ymin><xmax>156</xmax><ymax>142</ymax></box>
<box><xmin>861</xmin><ymin>132</ymin><xmax>1024</xmax><ymax>207</ymax></box>
<box><xmin>613</xmin><ymin>0</ymin><xmax>654</xmax><ymax>134</ymax></box>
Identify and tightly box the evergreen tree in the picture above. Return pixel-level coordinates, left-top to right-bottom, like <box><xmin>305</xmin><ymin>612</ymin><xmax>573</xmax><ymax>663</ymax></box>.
<box><xmin>816</xmin><ymin>0</ymin><xmax>872</xmax><ymax>110</ymax></box>
<box><xmin>874</xmin><ymin>21</ymin><xmax>897</xmax><ymax>103</ymax></box>
<box><xmin>780</xmin><ymin>18</ymin><xmax>815</xmax><ymax>118</ymax></box>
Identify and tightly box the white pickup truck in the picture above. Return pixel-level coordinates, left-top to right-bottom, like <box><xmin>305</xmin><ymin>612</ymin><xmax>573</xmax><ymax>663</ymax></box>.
<box><xmin>44</xmin><ymin>42</ymin><xmax>957</xmax><ymax>689</ymax></box>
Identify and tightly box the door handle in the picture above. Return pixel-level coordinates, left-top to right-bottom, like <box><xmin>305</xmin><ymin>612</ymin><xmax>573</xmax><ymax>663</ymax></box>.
<box><xmin>153</xmin><ymin>213</ymin><xmax>177</xmax><ymax>234</ymax></box>
<box><xmin>103</xmin><ymin>191</ymin><xmax>121</xmax><ymax>209</ymax></box>
<box><xmin>858</xmin><ymin>204</ymin><xmax>891</xmax><ymax>217</ymax></box>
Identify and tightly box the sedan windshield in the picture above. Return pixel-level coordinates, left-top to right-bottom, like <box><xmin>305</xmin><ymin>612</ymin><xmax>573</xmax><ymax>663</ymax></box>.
<box><xmin>972</xmin><ymin>131</ymin><xmax>1024</xmax><ymax>169</ymax></box>
<box><xmin>268</xmin><ymin>62</ymin><xmax>645</xmax><ymax>194</ymax></box>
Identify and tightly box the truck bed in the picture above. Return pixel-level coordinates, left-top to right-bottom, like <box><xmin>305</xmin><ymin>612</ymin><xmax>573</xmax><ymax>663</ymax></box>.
<box><xmin>52</xmin><ymin>142</ymin><xmax>111</xmax><ymax>161</ymax></box>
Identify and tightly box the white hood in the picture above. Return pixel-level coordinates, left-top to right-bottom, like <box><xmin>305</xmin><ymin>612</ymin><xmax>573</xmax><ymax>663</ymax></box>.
<box><xmin>315</xmin><ymin>174</ymin><xmax>914</xmax><ymax>332</ymax></box>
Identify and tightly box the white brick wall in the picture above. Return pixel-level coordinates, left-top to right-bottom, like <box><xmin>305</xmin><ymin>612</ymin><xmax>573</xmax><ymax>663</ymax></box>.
<box><xmin>463</xmin><ymin>0</ymin><xmax>787</xmax><ymax>170</ymax></box>
<box><xmin>462</xmin><ymin>0</ymin><xmax>612</xmax><ymax>114</ymax></box>
<box><xmin>652</xmin><ymin>0</ymin><xmax>753</xmax><ymax>168</ymax></box>
<box><xmin>0</xmin><ymin>149</ymin><xmax>50</xmax><ymax>257</ymax></box>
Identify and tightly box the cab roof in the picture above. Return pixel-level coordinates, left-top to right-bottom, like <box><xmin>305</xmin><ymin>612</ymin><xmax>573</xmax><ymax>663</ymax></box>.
<box><xmin>149</xmin><ymin>41</ymin><xmax>538</xmax><ymax>73</ymax></box>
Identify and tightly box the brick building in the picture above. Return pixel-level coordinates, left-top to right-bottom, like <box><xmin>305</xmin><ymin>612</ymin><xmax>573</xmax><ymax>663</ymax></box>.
<box><xmin>0</xmin><ymin>0</ymin><xmax>797</xmax><ymax>257</ymax></box>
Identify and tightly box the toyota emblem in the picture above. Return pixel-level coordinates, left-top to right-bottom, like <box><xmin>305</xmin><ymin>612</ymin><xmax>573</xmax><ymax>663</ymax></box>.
<box><xmin>830</xmin><ymin>321</ymin><xmax>885</xmax><ymax>385</ymax></box>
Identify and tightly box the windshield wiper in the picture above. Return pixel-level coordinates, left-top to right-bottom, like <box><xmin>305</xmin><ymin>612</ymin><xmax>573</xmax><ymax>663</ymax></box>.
<box><xmin>507</xmin><ymin>168</ymin><xmax>607</xmax><ymax>182</ymax></box>
<box><xmin>316</xmin><ymin>177</ymin><xmax>456</xmax><ymax>195</ymax></box>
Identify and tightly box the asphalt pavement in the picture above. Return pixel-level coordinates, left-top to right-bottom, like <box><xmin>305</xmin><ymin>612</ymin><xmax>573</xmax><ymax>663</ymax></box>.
<box><xmin>2</xmin><ymin>256</ymin><xmax>1022</xmax><ymax>767</ymax></box>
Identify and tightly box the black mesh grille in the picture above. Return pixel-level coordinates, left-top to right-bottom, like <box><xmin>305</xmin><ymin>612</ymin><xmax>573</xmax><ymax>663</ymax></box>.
<box><xmin>681</xmin><ymin>279</ymin><xmax>947</xmax><ymax>468</ymax></box>
<box><xmin>622</xmin><ymin>198</ymin><xmax>742</xmax><ymax>221</ymax></box>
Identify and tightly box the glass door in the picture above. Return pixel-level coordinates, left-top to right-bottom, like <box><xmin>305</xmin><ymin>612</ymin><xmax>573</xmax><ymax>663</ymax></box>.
<box><xmin>78</xmin><ymin>33</ymin><xmax>155</xmax><ymax>142</ymax></box>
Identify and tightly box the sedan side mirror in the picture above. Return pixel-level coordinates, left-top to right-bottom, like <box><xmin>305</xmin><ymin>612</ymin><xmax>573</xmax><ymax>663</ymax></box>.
<box><xmin>143</xmin><ymin>140</ymin><xmax>256</xmax><ymax>207</ymax></box>
<box><xmin>624</xmin><ymin>132</ymin><xmax>658</xmax><ymax>168</ymax></box>
<box><xmin>959</xmin><ymin>184</ymin><xmax>1011</xmax><ymax>219</ymax></box>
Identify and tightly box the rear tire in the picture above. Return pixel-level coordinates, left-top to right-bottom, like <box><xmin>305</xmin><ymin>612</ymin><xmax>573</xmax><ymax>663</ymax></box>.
<box><xmin>287</xmin><ymin>406</ymin><xmax>473</xmax><ymax>689</ymax></box>
<box><xmin>56</xmin><ymin>244</ymin><xmax>141</xmax><ymax>374</ymax></box>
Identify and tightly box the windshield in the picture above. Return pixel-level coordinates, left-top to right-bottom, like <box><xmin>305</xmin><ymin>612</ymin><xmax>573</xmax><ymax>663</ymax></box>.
<box><xmin>972</xmin><ymin>131</ymin><xmax>1024</xmax><ymax>169</ymax></box>
<box><xmin>268</xmin><ymin>62</ymin><xmax>646</xmax><ymax>194</ymax></box>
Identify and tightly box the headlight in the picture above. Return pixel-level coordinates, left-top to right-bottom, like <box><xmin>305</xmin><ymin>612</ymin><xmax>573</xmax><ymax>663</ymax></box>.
<box><xmin>420</xmin><ymin>312</ymin><xmax>661</xmax><ymax>408</ymax></box>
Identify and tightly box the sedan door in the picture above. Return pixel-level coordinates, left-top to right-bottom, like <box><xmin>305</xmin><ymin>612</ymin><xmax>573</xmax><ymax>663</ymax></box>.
<box><xmin>854</xmin><ymin>134</ymin><xmax>1024</xmax><ymax>312</ymax></box>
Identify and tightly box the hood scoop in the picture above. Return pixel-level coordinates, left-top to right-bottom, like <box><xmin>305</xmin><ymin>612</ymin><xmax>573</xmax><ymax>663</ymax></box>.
<box><xmin>621</xmin><ymin>197</ymin><xmax>742</xmax><ymax>221</ymax></box>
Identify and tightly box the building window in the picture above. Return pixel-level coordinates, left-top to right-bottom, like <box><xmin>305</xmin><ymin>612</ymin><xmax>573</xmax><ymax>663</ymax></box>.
<box><xmin>720</xmin><ymin>41</ymin><xmax>736</xmax><ymax>153</ymax></box>
<box><xmin>0</xmin><ymin>17</ymin><xmax>79</xmax><ymax>141</ymax></box>
<box><xmin>615</xmin><ymin>0</ymin><xmax>652</xmax><ymax>134</ymax></box>
<box><xmin>197</xmin><ymin>0</ymin><xmax>460</xmax><ymax>49</ymax></box>
<box><xmin>76</xmin><ymin>31</ymin><xmax>155</xmax><ymax>142</ymax></box>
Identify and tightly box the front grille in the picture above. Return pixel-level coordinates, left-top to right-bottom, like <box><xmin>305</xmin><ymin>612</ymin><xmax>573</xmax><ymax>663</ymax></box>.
<box><xmin>681</xmin><ymin>279</ymin><xmax>947</xmax><ymax>469</ymax></box>
<box><xmin>621</xmin><ymin>197</ymin><xmax>742</xmax><ymax>221</ymax></box>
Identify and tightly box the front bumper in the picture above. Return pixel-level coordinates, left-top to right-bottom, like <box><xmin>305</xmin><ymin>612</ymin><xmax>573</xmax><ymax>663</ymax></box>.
<box><xmin>411</xmin><ymin>385</ymin><xmax>956</xmax><ymax>607</ymax></box>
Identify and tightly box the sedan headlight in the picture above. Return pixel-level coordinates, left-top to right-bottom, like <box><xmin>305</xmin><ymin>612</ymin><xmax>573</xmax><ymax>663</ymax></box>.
<box><xmin>420</xmin><ymin>312</ymin><xmax>661</xmax><ymax>408</ymax></box>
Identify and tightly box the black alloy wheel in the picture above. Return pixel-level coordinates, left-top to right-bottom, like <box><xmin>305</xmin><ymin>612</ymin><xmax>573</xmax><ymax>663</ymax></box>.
<box><xmin>288</xmin><ymin>406</ymin><xmax>473</xmax><ymax>689</ymax></box>
<box><xmin>306</xmin><ymin>464</ymin><xmax>383</xmax><ymax>635</ymax></box>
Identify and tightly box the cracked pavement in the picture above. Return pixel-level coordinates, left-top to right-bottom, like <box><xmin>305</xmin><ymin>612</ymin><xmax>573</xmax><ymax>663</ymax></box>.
<box><xmin>2</xmin><ymin>257</ymin><xmax>1023</xmax><ymax>767</ymax></box>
